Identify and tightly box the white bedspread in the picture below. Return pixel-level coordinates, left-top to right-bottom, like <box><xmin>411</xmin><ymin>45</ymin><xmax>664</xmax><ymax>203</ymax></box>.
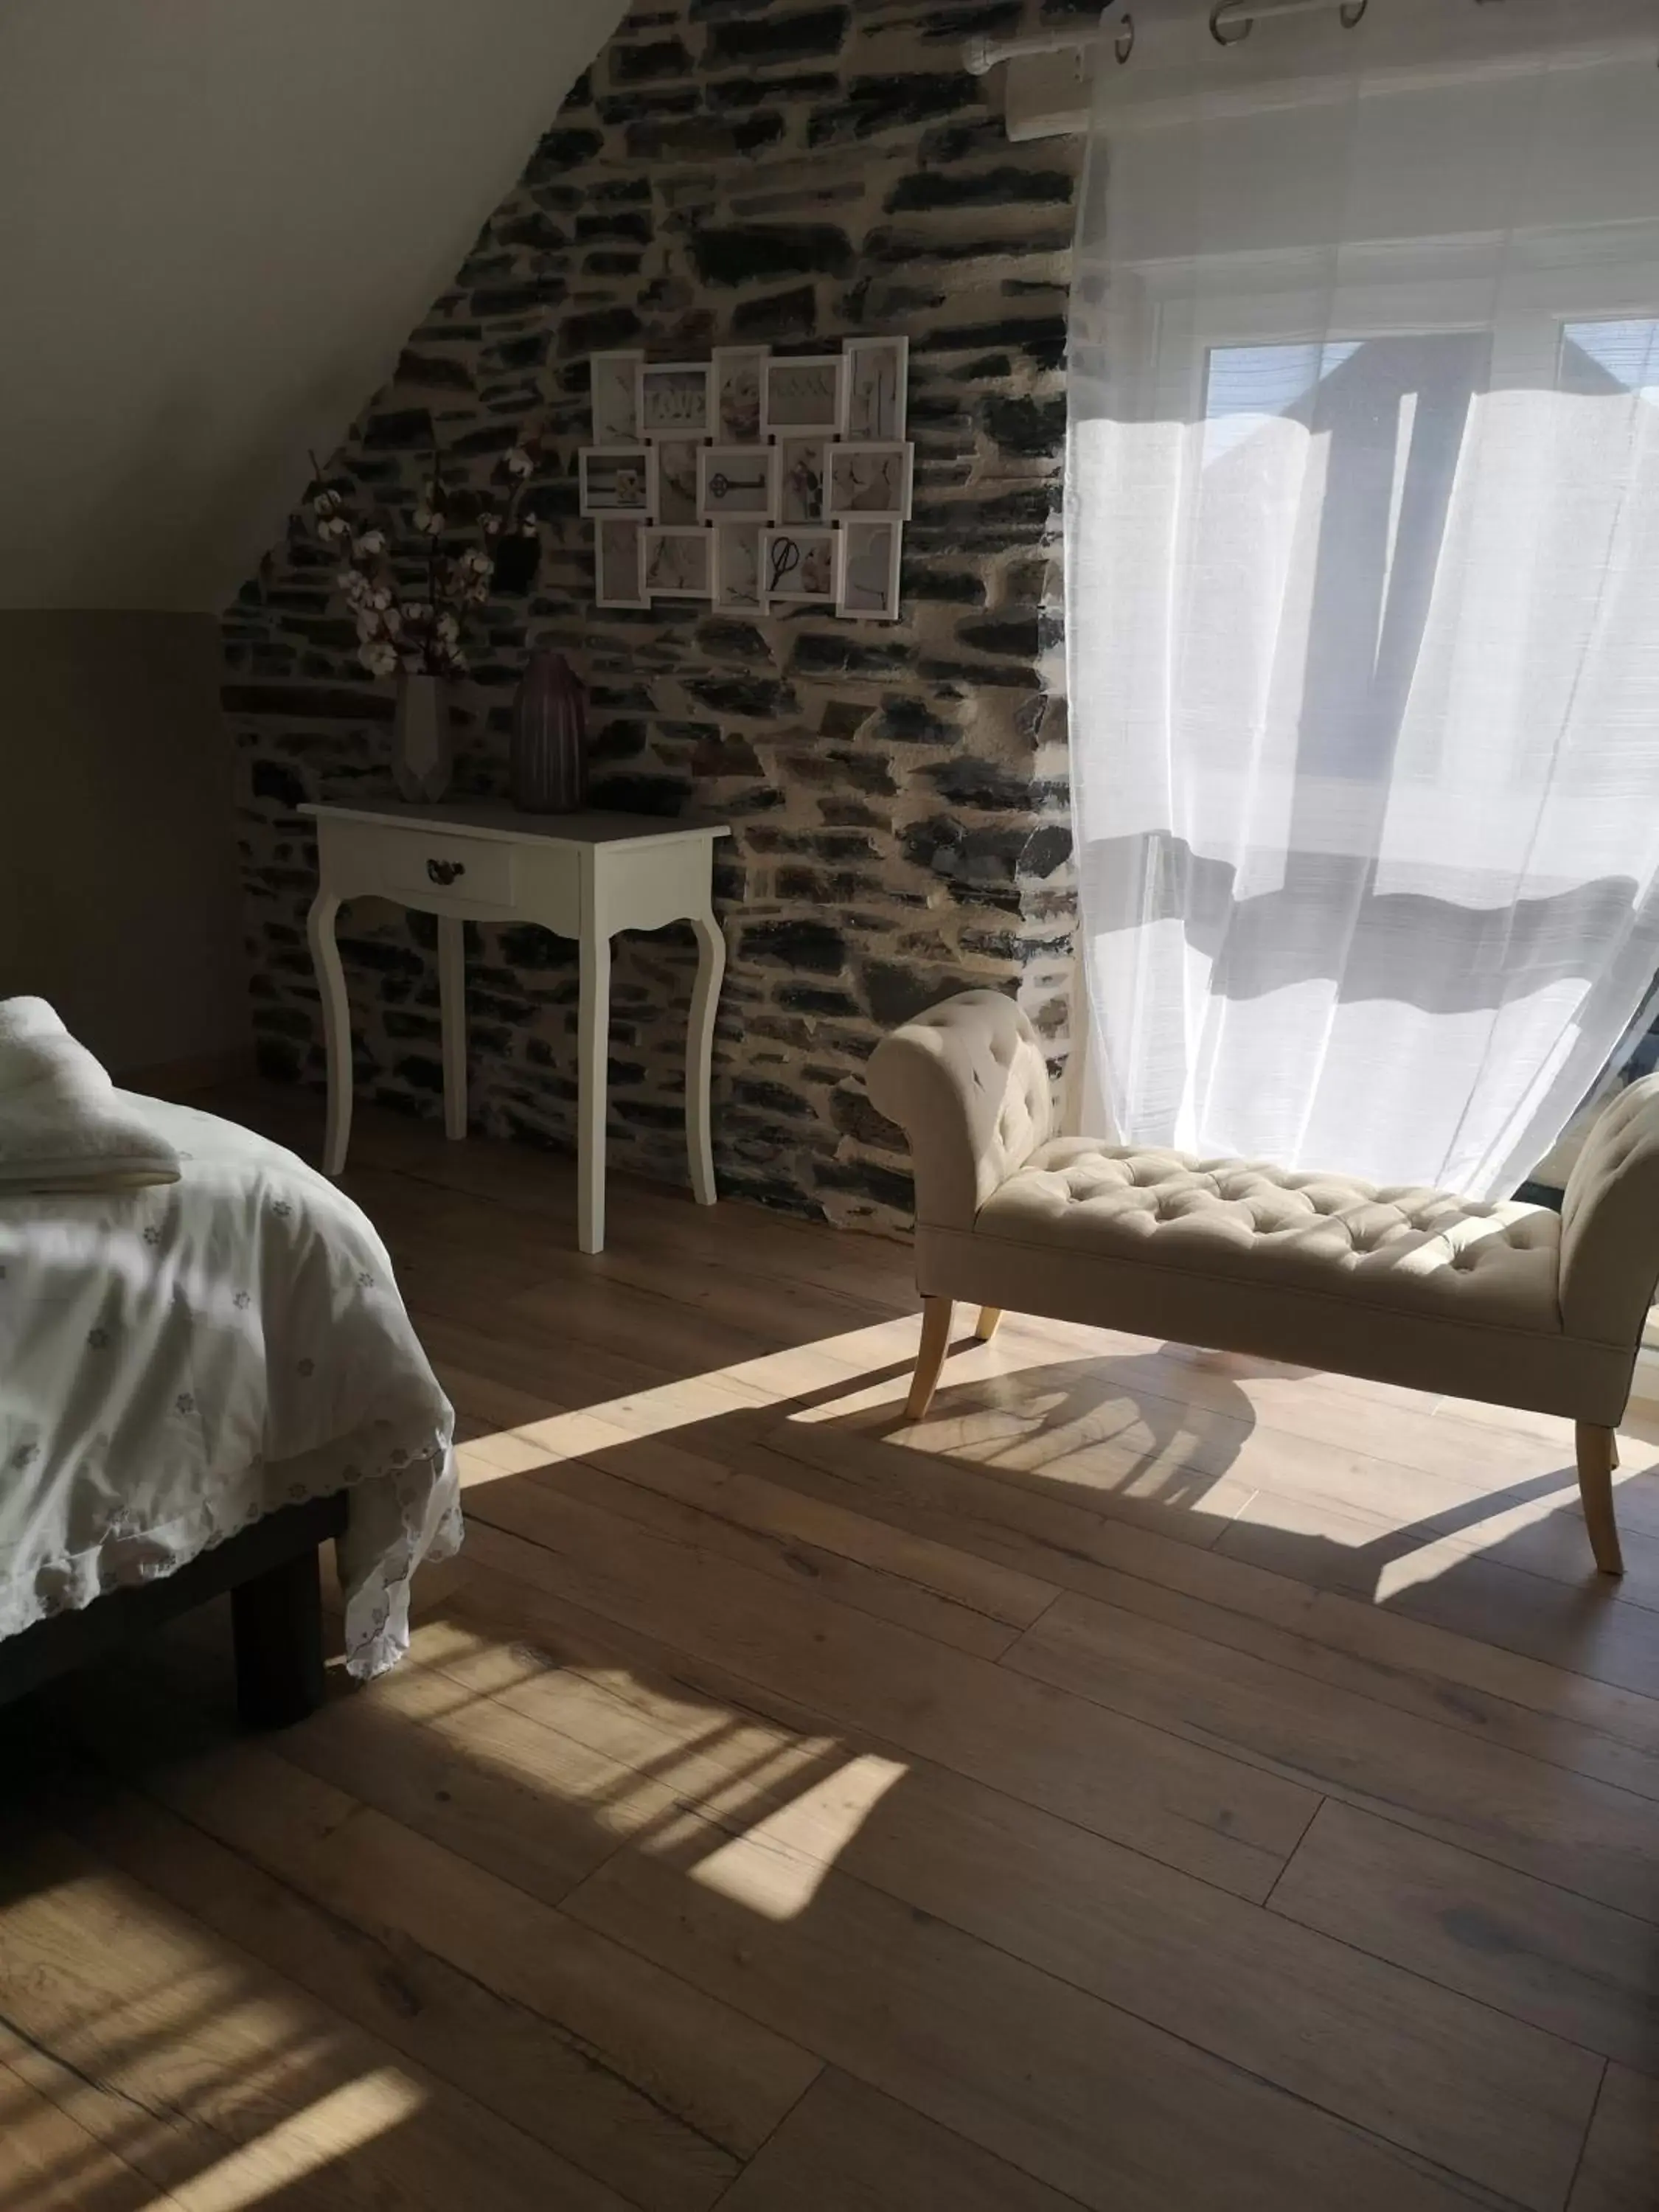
<box><xmin>0</xmin><ymin>1094</ymin><xmax>461</xmax><ymax>1677</ymax></box>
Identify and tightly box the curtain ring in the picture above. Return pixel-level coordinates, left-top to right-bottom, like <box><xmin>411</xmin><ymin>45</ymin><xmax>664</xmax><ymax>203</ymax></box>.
<box><xmin>1210</xmin><ymin>3</ymin><xmax>1252</xmax><ymax>46</ymax></box>
<box><xmin>1115</xmin><ymin>10</ymin><xmax>1135</xmax><ymax>63</ymax></box>
<box><xmin>1340</xmin><ymin>0</ymin><xmax>1368</xmax><ymax>24</ymax></box>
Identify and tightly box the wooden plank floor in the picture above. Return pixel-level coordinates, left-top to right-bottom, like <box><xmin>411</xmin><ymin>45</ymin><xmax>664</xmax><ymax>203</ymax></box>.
<box><xmin>4</xmin><ymin>1088</ymin><xmax>1658</xmax><ymax>2211</ymax></box>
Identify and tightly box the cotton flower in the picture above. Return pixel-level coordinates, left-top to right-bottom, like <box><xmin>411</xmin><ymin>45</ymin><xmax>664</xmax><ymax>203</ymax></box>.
<box><xmin>352</xmin><ymin>529</ymin><xmax>386</xmax><ymax>556</ymax></box>
<box><xmin>437</xmin><ymin>611</ymin><xmax>459</xmax><ymax>642</ymax></box>
<box><xmin>462</xmin><ymin>547</ymin><xmax>491</xmax><ymax>577</ymax></box>
<box><xmin>313</xmin><ymin>489</ymin><xmax>343</xmax><ymax>519</ymax></box>
<box><xmin>316</xmin><ymin>512</ymin><xmax>350</xmax><ymax>541</ymax></box>
<box><xmin>481</xmin><ymin>512</ymin><xmax>501</xmax><ymax>538</ymax></box>
<box><xmin>505</xmin><ymin>446</ymin><xmax>534</xmax><ymax>479</ymax></box>
<box><xmin>412</xmin><ymin>504</ymin><xmax>446</xmax><ymax>536</ymax></box>
<box><xmin>359</xmin><ymin>640</ymin><xmax>397</xmax><ymax>676</ymax></box>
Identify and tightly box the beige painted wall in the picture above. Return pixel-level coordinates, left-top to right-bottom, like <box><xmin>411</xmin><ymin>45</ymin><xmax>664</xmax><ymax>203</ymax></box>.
<box><xmin>0</xmin><ymin>612</ymin><xmax>249</xmax><ymax>1077</ymax></box>
<box><xmin>0</xmin><ymin>0</ymin><xmax>625</xmax><ymax>610</ymax></box>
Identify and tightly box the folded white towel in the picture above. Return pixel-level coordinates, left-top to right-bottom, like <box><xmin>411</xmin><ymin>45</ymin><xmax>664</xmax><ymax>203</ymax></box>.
<box><xmin>0</xmin><ymin>997</ymin><xmax>180</xmax><ymax>1194</ymax></box>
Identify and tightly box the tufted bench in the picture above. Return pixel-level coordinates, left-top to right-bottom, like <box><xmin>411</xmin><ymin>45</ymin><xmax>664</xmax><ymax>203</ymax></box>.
<box><xmin>867</xmin><ymin>989</ymin><xmax>1659</xmax><ymax>1576</ymax></box>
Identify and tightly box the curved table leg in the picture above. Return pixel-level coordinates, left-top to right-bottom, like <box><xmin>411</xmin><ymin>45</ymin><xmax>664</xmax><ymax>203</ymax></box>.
<box><xmin>306</xmin><ymin>890</ymin><xmax>352</xmax><ymax>1177</ymax></box>
<box><xmin>438</xmin><ymin>916</ymin><xmax>467</xmax><ymax>1143</ymax></box>
<box><xmin>686</xmin><ymin>910</ymin><xmax>726</xmax><ymax>1208</ymax></box>
<box><xmin>578</xmin><ymin>927</ymin><xmax>613</xmax><ymax>1254</ymax></box>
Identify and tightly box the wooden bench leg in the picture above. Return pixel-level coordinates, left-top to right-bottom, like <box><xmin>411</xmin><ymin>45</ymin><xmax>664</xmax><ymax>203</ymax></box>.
<box><xmin>906</xmin><ymin>1297</ymin><xmax>954</xmax><ymax>1421</ymax></box>
<box><xmin>1575</xmin><ymin>1422</ymin><xmax>1624</xmax><ymax>1578</ymax></box>
<box><xmin>975</xmin><ymin>1306</ymin><xmax>1003</xmax><ymax>1343</ymax></box>
<box><xmin>232</xmin><ymin>1544</ymin><xmax>327</xmax><ymax>1728</ymax></box>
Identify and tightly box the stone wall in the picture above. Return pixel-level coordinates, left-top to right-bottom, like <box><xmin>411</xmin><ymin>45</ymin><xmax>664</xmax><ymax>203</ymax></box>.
<box><xmin>223</xmin><ymin>0</ymin><xmax>1082</xmax><ymax>1230</ymax></box>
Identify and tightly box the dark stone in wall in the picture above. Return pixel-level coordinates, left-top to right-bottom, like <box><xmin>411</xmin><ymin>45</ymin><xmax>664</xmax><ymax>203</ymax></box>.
<box><xmin>706</xmin><ymin>69</ymin><xmax>840</xmax><ymax>107</ymax></box>
<box><xmin>691</xmin><ymin>223</ymin><xmax>853</xmax><ymax>285</ymax></box>
<box><xmin>704</xmin><ymin>5</ymin><xmax>849</xmax><ymax>67</ymax></box>
<box><xmin>223</xmin><ymin>683</ymin><xmax>394</xmax><ymax>721</ymax></box>
<box><xmin>577</xmin><ymin>209</ymin><xmax>654</xmax><ymax>245</ymax></box>
<box><xmin>394</xmin><ymin>349</ymin><xmax>476</xmax><ymax>391</ymax></box>
<box><xmin>807</xmin><ymin>72</ymin><xmax>975</xmax><ymax>145</ymax></box>
<box><xmin>731</xmin><ymin>284</ymin><xmax>819</xmax><ymax>338</ymax></box>
<box><xmin>625</xmin><ymin>111</ymin><xmax>785</xmax><ymax>159</ymax></box>
<box><xmin>860</xmin><ymin>959</ymin><xmax>965</xmax><ymax>1027</ymax></box>
<box><xmin>363</xmin><ymin>408</ymin><xmax>435</xmax><ymax>450</ymax></box>
<box><xmin>917</xmin><ymin>2</ymin><xmax>1026</xmax><ymax>41</ymax></box>
<box><xmin>251</xmin><ymin>759</ymin><xmax>307</xmax><ymax>810</ymax></box>
<box><xmin>886</xmin><ymin>165</ymin><xmax>1074</xmax><ymax>213</ymax></box>
<box><xmin>495</xmin><ymin>211</ymin><xmax>572</xmax><ymax>251</ymax></box>
<box><xmin>599</xmin><ymin>86</ymin><xmax>702</xmax><ymax>123</ymax></box>
<box><xmin>981</xmin><ymin>392</ymin><xmax>1067</xmax><ymax>456</ymax></box>
<box><xmin>1023</xmin><ymin>824</ymin><xmax>1074</xmax><ymax>877</ymax></box>
<box><xmin>740</xmin><ymin>918</ymin><xmax>847</xmax><ymax>973</ymax></box>
<box><xmin>812</xmin><ymin>1155</ymin><xmax>914</xmax><ymax>1211</ymax></box>
<box><xmin>920</xmin><ymin>315</ymin><xmax>1067</xmax><ymax>369</ymax></box>
<box><xmin>685</xmin><ymin>673</ymin><xmax>796</xmax><ymax>717</ymax></box>
<box><xmin>558</xmin><ymin>305</ymin><xmax>644</xmax><ymax>356</ymax></box>
<box><xmin>531</xmin><ymin>128</ymin><xmax>604</xmax><ymax>171</ymax></box>
<box><xmin>788</xmin><ymin>633</ymin><xmax>911</xmax><ymax>678</ymax></box>
<box><xmin>472</xmin><ymin>279</ymin><xmax>568</xmax><ymax>317</ymax></box>
<box><xmin>611</xmin><ymin>36</ymin><xmax>695</xmax><ymax>79</ymax></box>
<box><xmin>956</xmin><ymin>615</ymin><xmax>1040</xmax><ymax>658</ymax></box>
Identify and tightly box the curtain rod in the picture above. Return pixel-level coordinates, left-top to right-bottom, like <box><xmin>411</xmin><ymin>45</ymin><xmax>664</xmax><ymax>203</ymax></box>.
<box><xmin>963</xmin><ymin>0</ymin><xmax>1395</xmax><ymax>76</ymax></box>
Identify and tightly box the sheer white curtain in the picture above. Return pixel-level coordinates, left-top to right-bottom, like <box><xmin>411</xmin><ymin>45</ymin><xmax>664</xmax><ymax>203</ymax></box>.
<box><xmin>1067</xmin><ymin>0</ymin><xmax>1659</xmax><ymax>1194</ymax></box>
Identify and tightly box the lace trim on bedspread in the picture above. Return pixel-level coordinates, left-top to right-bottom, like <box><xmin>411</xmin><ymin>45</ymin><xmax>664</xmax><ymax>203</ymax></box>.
<box><xmin>0</xmin><ymin>1418</ymin><xmax>463</xmax><ymax>1680</ymax></box>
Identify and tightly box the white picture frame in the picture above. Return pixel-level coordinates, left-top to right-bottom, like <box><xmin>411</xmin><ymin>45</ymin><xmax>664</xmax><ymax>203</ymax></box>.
<box><xmin>591</xmin><ymin>351</ymin><xmax>644</xmax><ymax>444</ymax></box>
<box><xmin>714</xmin><ymin>523</ymin><xmax>764</xmax><ymax>611</ymax></box>
<box><xmin>762</xmin><ymin>526</ymin><xmax>838</xmax><ymax>603</ymax></box>
<box><xmin>595</xmin><ymin>519</ymin><xmax>649</xmax><ymax>609</ymax></box>
<box><xmin>711</xmin><ymin>345</ymin><xmax>768</xmax><ymax>442</ymax></box>
<box><xmin>827</xmin><ymin>441</ymin><xmax>914</xmax><ymax>522</ymax></box>
<box><xmin>762</xmin><ymin>353</ymin><xmax>846</xmax><ymax>437</ymax></box>
<box><xmin>779</xmin><ymin>437</ymin><xmax>828</xmax><ymax>524</ymax></box>
<box><xmin>697</xmin><ymin>444</ymin><xmax>781</xmax><ymax>522</ymax></box>
<box><xmin>579</xmin><ymin>445</ymin><xmax>657</xmax><ymax>518</ymax></box>
<box><xmin>836</xmin><ymin>519</ymin><xmax>902</xmax><ymax>622</ymax></box>
<box><xmin>655</xmin><ymin>438</ymin><xmax>702</xmax><ymax>525</ymax></box>
<box><xmin>639</xmin><ymin>361</ymin><xmax>712</xmax><ymax>439</ymax></box>
<box><xmin>643</xmin><ymin>525</ymin><xmax>712</xmax><ymax>598</ymax></box>
<box><xmin>843</xmin><ymin>335</ymin><xmax>908</xmax><ymax>443</ymax></box>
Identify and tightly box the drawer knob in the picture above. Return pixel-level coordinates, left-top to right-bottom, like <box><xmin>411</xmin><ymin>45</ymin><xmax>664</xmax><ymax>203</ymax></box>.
<box><xmin>426</xmin><ymin>858</ymin><xmax>466</xmax><ymax>886</ymax></box>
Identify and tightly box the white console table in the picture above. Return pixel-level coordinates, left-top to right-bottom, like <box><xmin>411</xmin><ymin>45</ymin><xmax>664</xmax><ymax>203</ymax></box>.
<box><xmin>300</xmin><ymin>802</ymin><xmax>728</xmax><ymax>1253</ymax></box>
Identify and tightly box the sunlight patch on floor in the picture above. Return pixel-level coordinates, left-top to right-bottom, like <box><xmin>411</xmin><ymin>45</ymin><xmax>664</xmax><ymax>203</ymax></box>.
<box><xmin>159</xmin><ymin>2069</ymin><xmax>428</xmax><ymax>2208</ymax></box>
<box><xmin>684</xmin><ymin>1753</ymin><xmax>908</xmax><ymax>1920</ymax></box>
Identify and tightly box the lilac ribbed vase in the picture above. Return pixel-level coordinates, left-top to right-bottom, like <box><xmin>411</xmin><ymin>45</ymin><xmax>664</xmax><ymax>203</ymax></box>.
<box><xmin>509</xmin><ymin>650</ymin><xmax>588</xmax><ymax>813</ymax></box>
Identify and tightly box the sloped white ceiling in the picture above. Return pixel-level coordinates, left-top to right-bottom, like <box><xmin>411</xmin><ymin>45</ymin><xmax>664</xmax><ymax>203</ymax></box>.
<box><xmin>0</xmin><ymin>0</ymin><xmax>624</xmax><ymax>612</ymax></box>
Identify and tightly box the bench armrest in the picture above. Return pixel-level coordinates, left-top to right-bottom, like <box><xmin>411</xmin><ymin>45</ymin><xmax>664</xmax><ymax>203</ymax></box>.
<box><xmin>866</xmin><ymin>990</ymin><xmax>1053</xmax><ymax>1232</ymax></box>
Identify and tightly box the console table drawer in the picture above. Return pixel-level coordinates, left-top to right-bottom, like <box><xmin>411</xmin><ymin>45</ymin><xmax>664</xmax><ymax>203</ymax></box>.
<box><xmin>382</xmin><ymin>830</ymin><xmax>516</xmax><ymax>909</ymax></box>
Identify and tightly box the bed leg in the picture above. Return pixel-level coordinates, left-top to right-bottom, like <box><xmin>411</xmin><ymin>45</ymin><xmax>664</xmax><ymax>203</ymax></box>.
<box><xmin>232</xmin><ymin>1544</ymin><xmax>327</xmax><ymax>1728</ymax></box>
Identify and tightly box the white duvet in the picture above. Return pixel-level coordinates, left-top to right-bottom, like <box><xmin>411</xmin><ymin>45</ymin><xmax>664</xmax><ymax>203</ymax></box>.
<box><xmin>0</xmin><ymin>1093</ymin><xmax>461</xmax><ymax>1677</ymax></box>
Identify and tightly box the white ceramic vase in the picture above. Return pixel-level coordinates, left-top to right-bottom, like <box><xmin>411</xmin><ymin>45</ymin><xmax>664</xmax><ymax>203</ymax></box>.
<box><xmin>392</xmin><ymin>671</ymin><xmax>453</xmax><ymax>802</ymax></box>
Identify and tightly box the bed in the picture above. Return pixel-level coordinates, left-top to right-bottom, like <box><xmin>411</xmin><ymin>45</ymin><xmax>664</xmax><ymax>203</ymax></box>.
<box><xmin>0</xmin><ymin>1087</ymin><xmax>461</xmax><ymax>1723</ymax></box>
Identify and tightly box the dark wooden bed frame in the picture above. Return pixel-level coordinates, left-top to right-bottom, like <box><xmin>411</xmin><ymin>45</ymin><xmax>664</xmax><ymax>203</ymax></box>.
<box><xmin>0</xmin><ymin>1492</ymin><xmax>347</xmax><ymax>1728</ymax></box>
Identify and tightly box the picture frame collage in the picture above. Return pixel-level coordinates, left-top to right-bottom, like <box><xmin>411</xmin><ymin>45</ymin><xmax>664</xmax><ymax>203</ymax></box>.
<box><xmin>581</xmin><ymin>338</ymin><xmax>911</xmax><ymax>622</ymax></box>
